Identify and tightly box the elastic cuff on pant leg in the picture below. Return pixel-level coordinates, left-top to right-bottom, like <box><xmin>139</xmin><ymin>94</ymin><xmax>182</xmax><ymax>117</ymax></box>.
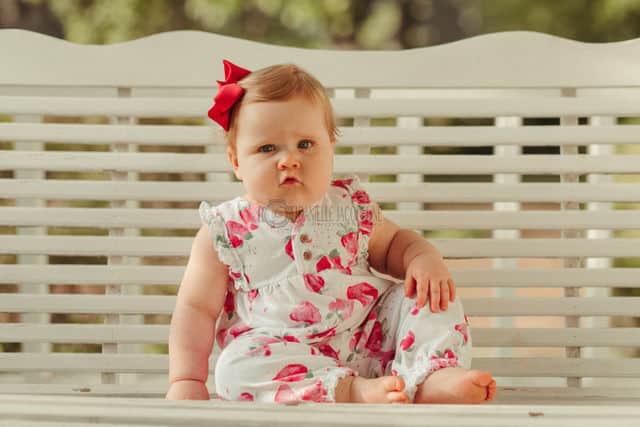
<box><xmin>324</xmin><ymin>367</ymin><xmax>357</xmax><ymax>403</ymax></box>
<box><xmin>403</xmin><ymin>360</ymin><xmax>461</xmax><ymax>402</ymax></box>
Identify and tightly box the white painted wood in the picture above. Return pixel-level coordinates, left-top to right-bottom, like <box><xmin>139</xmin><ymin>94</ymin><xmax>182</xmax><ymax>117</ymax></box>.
<box><xmin>3</xmin><ymin>235</ymin><xmax>640</xmax><ymax>257</ymax></box>
<box><xmin>14</xmin><ymin>115</ymin><xmax>51</xmax><ymax>385</ymax></box>
<box><xmin>2</xmin><ymin>353</ymin><xmax>639</xmax><ymax>377</ymax></box>
<box><xmin>2</xmin><ymin>29</ymin><xmax>640</xmax><ymax>409</ymax></box>
<box><xmin>4</xmin><ymin>122</ymin><xmax>640</xmax><ymax>146</ymax></box>
<box><xmin>1</xmin><ymin>295</ymin><xmax>637</xmax><ymax>317</ymax></box>
<box><xmin>3</xmin><ymin>30</ymin><xmax>640</xmax><ymax>88</ymax></box>
<box><xmin>3</xmin><ymin>151</ymin><xmax>640</xmax><ymax>174</ymax></box>
<box><xmin>2</xmin><ymin>325</ymin><xmax>638</xmax><ymax>347</ymax></box>
<box><xmin>2</xmin><ymin>207</ymin><xmax>640</xmax><ymax>230</ymax></box>
<box><xmin>492</xmin><ymin>116</ymin><xmax>522</xmax><ymax>366</ymax></box>
<box><xmin>4</xmin><ymin>384</ymin><xmax>639</xmax><ymax>401</ymax></box>
<box><xmin>5</xmin><ymin>95</ymin><xmax>640</xmax><ymax>117</ymax></box>
<box><xmin>4</xmin><ymin>179</ymin><xmax>640</xmax><ymax>202</ymax></box>
<box><xmin>583</xmin><ymin>117</ymin><xmax>615</xmax><ymax>387</ymax></box>
<box><xmin>1</xmin><ymin>396</ymin><xmax>640</xmax><ymax>426</ymax></box>
<box><xmin>2</xmin><ymin>265</ymin><xmax>638</xmax><ymax>288</ymax></box>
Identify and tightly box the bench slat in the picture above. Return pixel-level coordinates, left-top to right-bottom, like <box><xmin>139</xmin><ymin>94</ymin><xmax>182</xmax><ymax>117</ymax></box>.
<box><xmin>1</xmin><ymin>395</ymin><xmax>639</xmax><ymax>427</ymax></box>
<box><xmin>3</xmin><ymin>122</ymin><xmax>640</xmax><ymax>147</ymax></box>
<box><xmin>2</xmin><ymin>235</ymin><xmax>639</xmax><ymax>257</ymax></box>
<box><xmin>1</xmin><ymin>295</ymin><xmax>637</xmax><ymax>316</ymax></box>
<box><xmin>1</xmin><ymin>388</ymin><xmax>639</xmax><ymax>406</ymax></box>
<box><xmin>3</xmin><ymin>29</ymin><xmax>640</xmax><ymax>88</ymax></box>
<box><xmin>2</xmin><ymin>325</ymin><xmax>639</xmax><ymax>347</ymax></box>
<box><xmin>1</xmin><ymin>385</ymin><xmax>639</xmax><ymax>402</ymax></box>
<box><xmin>3</xmin><ymin>207</ymin><xmax>640</xmax><ymax>230</ymax></box>
<box><xmin>4</xmin><ymin>95</ymin><xmax>640</xmax><ymax>117</ymax></box>
<box><xmin>3</xmin><ymin>179</ymin><xmax>640</xmax><ymax>202</ymax></box>
<box><xmin>3</xmin><ymin>151</ymin><xmax>640</xmax><ymax>174</ymax></box>
<box><xmin>2</xmin><ymin>353</ymin><xmax>639</xmax><ymax>377</ymax></box>
<box><xmin>2</xmin><ymin>265</ymin><xmax>637</xmax><ymax>288</ymax></box>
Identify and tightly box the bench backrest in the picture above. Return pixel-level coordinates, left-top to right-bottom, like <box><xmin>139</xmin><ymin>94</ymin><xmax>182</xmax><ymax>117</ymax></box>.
<box><xmin>1</xmin><ymin>30</ymin><xmax>639</xmax><ymax>398</ymax></box>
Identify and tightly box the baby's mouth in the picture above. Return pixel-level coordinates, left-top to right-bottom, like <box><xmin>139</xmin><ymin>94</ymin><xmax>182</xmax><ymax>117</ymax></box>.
<box><xmin>282</xmin><ymin>177</ymin><xmax>300</xmax><ymax>185</ymax></box>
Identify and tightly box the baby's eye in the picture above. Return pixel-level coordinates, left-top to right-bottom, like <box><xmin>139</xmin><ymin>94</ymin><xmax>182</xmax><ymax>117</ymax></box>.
<box><xmin>258</xmin><ymin>144</ymin><xmax>276</xmax><ymax>153</ymax></box>
<box><xmin>298</xmin><ymin>139</ymin><xmax>313</xmax><ymax>149</ymax></box>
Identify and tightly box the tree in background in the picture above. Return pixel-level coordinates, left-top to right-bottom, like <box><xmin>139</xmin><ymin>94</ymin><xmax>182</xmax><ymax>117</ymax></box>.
<box><xmin>2</xmin><ymin>0</ymin><xmax>640</xmax><ymax>48</ymax></box>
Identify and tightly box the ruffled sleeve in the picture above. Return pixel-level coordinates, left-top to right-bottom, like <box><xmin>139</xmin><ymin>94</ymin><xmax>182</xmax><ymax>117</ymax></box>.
<box><xmin>337</xmin><ymin>174</ymin><xmax>374</xmax><ymax>266</ymax></box>
<box><xmin>198</xmin><ymin>201</ymin><xmax>250</xmax><ymax>291</ymax></box>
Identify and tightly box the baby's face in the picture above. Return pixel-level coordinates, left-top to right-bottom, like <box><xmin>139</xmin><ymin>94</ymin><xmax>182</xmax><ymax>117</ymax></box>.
<box><xmin>229</xmin><ymin>96</ymin><xmax>335</xmax><ymax>217</ymax></box>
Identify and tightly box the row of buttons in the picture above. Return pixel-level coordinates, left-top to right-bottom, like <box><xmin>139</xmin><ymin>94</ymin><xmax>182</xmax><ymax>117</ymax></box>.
<box><xmin>300</xmin><ymin>233</ymin><xmax>312</xmax><ymax>260</ymax></box>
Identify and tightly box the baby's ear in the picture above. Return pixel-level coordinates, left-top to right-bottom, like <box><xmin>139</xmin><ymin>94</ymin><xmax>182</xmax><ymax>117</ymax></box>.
<box><xmin>226</xmin><ymin>146</ymin><xmax>242</xmax><ymax>180</ymax></box>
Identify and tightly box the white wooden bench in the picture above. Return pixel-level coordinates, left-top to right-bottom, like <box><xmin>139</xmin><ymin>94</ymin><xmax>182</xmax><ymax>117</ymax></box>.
<box><xmin>1</xmin><ymin>29</ymin><xmax>639</xmax><ymax>425</ymax></box>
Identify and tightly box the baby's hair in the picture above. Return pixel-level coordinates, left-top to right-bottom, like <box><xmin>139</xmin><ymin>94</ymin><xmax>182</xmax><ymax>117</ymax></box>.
<box><xmin>225</xmin><ymin>64</ymin><xmax>338</xmax><ymax>147</ymax></box>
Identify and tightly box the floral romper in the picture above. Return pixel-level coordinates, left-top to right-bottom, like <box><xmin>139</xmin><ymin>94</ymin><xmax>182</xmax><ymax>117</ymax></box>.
<box><xmin>198</xmin><ymin>175</ymin><xmax>471</xmax><ymax>403</ymax></box>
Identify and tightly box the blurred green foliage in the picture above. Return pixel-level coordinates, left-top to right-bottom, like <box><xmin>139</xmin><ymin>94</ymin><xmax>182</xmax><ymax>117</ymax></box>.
<box><xmin>7</xmin><ymin>0</ymin><xmax>640</xmax><ymax>48</ymax></box>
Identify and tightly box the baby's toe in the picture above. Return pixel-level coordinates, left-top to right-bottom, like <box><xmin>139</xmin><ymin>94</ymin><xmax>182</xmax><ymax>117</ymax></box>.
<box><xmin>485</xmin><ymin>380</ymin><xmax>497</xmax><ymax>401</ymax></box>
<box><xmin>469</xmin><ymin>370</ymin><xmax>494</xmax><ymax>387</ymax></box>
<box><xmin>382</xmin><ymin>375</ymin><xmax>405</xmax><ymax>392</ymax></box>
<box><xmin>388</xmin><ymin>391</ymin><xmax>410</xmax><ymax>404</ymax></box>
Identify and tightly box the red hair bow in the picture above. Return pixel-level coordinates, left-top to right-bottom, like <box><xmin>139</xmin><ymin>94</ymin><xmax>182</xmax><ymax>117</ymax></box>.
<box><xmin>207</xmin><ymin>59</ymin><xmax>251</xmax><ymax>131</ymax></box>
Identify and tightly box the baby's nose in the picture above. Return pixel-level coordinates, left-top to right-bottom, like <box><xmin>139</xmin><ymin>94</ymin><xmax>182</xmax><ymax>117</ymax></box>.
<box><xmin>277</xmin><ymin>152</ymin><xmax>301</xmax><ymax>169</ymax></box>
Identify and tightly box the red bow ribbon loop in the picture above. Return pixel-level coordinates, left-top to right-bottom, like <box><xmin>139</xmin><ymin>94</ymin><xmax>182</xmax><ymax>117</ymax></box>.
<box><xmin>207</xmin><ymin>59</ymin><xmax>251</xmax><ymax>131</ymax></box>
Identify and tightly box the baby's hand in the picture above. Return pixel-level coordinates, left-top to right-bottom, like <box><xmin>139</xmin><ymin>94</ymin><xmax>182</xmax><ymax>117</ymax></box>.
<box><xmin>404</xmin><ymin>253</ymin><xmax>456</xmax><ymax>312</ymax></box>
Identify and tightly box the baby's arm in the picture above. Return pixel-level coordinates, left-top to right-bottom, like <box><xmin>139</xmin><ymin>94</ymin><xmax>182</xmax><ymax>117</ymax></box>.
<box><xmin>367</xmin><ymin>202</ymin><xmax>455</xmax><ymax>312</ymax></box>
<box><xmin>166</xmin><ymin>224</ymin><xmax>229</xmax><ymax>400</ymax></box>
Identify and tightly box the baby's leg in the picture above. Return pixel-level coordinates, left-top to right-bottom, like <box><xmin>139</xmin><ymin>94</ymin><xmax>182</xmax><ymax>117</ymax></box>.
<box><xmin>214</xmin><ymin>331</ymin><xmax>381</xmax><ymax>404</ymax></box>
<box><xmin>379</xmin><ymin>283</ymin><xmax>495</xmax><ymax>403</ymax></box>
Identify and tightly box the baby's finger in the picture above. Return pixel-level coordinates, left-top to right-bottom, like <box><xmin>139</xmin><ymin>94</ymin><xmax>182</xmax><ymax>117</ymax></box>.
<box><xmin>448</xmin><ymin>278</ymin><xmax>456</xmax><ymax>302</ymax></box>
<box><xmin>429</xmin><ymin>279</ymin><xmax>440</xmax><ymax>312</ymax></box>
<box><xmin>416</xmin><ymin>278</ymin><xmax>427</xmax><ymax>308</ymax></box>
<box><xmin>404</xmin><ymin>274</ymin><xmax>415</xmax><ymax>298</ymax></box>
<box><xmin>439</xmin><ymin>280</ymin><xmax>449</xmax><ymax>311</ymax></box>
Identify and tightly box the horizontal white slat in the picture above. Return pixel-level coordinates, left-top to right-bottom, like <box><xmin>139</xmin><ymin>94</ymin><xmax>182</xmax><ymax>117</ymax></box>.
<box><xmin>335</xmin><ymin>97</ymin><xmax>640</xmax><ymax>118</ymax></box>
<box><xmin>5</xmin><ymin>95</ymin><xmax>640</xmax><ymax>118</ymax></box>
<box><xmin>2</xmin><ymin>236</ymin><xmax>639</xmax><ymax>257</ymax></box>
<box><xmin>1</xmin><ymin>353</ymin><xmax>638</xmax><ymax>378</ymax></box>
<box><xmin>0</xmin><ymin>295</ymin><xmax>175</xmax><ymax>314</ymax></box>
<box><xmin>3</xmin><ymin>179</ymin><xmax>640</xmax><ymax>202</ymax></box>
<box><xmin>0</xmin><ymin>324</ymin><xmax>167</xmax><ymax>344</ymax></box>
<box><xmin>0</xmin><ymin>207</ymin><xmax>199</xmax><ymax>228</ymax></box>
<box><xmin>0</xmin><ymin>29</ymin><xmax>640</xmax><ymax>88</ymax></box>
<box><xmin>0</xmin><ymin>235</ymin><xmax>192</xmax><ymax>256</ymax></box>
<box><xmin>0</xmin><ymin>385</ymin><xmax>170</xmax><ymax>398</ymax></box>
<box><xmin>3</xmin><ymin>29</ymin><xmax>640</xmax><ymax>89</ymax></box>
<box><xmin>0</xmin><ymin>207</ymin><xmax>638</xmax><ymax>231</ymax></box>
<box><xmin>3</xmin><ymin>151</ymin><xmax>640</xmax><ymax>174</ymax></box>
<box><xmin>1</xmin><ymin>295</ymin><xmax>637</xmax><ymax>316</ymax></box>
<box><xmin>464</xmin><ymin>297</ymin><xmax>640</xmax><ymax>316</ymax></box>
<box><xmin>471</xmin><ymin>328</ymin><xmax>640</xmax><ymax>347</ymax></box>
<box><xmin>0</xmin><ymin>353</ymin><xmax>169</xmax><ymax>373</ymax></box>
<box><xmin>3</xmin><ymin>207</ymin><xmax>640</xmax><ymax>230</ymax></box>
<box><xmin>2</xmin><ymin>386</ymin><xmax>640</xmax><ymax>405</ymax></box>
<box><xmin>0</xmin><ymin>265</ymin><xmax>184</xmax><ymax>285</ymax></box>
<box><xmin>388</xmin><ymin>211</ymin><xmax>640</xmax><ymax>230</ymax></box>
<box><xmin>473</xmin><ymin>358</ymin><xmax>640</xmax><ymax>378</ymax></box>
<box><xmin>2</xmin><ymin>266</ymin><xmax>638</xmax><ymax>288</ymax></box>
<box><xmin>3</xmin><ymin>122</ymin><xmax>640</xmax><ymax>147</ymax></box>
<box><xmin>432</xmin><ymin>238</ymin><xmax>640</xmax><ymax>258</ymax></box>
<box><xmin>1</xmin><ymin>394</ymin><xmax>639</xmax><ymax>427</ymax></box>
<box><xmin>3</xmin><ymin>325</ymin><xmax>638</xmax><ymax>348</ymax></box>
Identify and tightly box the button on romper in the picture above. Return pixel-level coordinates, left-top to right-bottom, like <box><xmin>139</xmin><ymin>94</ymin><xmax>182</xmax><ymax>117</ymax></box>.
<box><xmin>198</xmin><ymin>175</ymin><xmax>471</xmax><ymax>403</ymax></box>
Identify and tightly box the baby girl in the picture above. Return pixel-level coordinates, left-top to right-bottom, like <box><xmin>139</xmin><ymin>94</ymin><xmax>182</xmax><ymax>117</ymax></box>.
<box><xmin>166</xmin><ymin>60</ymin><xmax>496</xmax><ymax>404</ymax></box>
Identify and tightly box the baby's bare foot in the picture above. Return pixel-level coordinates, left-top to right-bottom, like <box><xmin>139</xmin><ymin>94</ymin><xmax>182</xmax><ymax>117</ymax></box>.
<box><xmin>345</xmin><ymin>375</ymin><xmax>409</xmax><ymax>404</ymax></box>
<box><xmin>415</xmin><ymin>367</ymin><xmax>496</xmax><ymax>404</ymax></box>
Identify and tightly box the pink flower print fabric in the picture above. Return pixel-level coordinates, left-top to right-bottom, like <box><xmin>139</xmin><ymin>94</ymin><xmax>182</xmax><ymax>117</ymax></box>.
<box><xmin>199</xmin><ymin>175</ymin><xmax>471</xmax><ymax>403</ymax></box>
